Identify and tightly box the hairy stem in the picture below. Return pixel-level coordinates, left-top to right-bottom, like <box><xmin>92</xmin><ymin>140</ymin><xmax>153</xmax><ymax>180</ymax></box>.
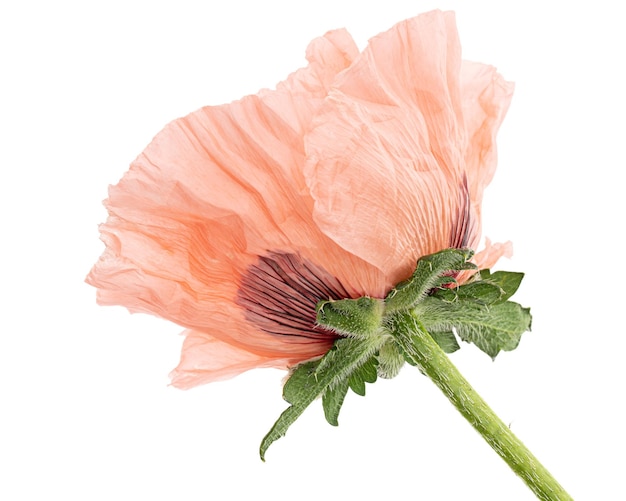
<box><xmin>391</xmin><ymin>312</ymin><xmax>572</xmax><ymax>500</ymax></box>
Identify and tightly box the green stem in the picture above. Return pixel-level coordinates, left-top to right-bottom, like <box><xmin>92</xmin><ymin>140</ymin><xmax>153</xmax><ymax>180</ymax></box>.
<box><xmin>391</xmin><ymin>312</ymin><xmax>572</xmax><ymax>501</ymax></box>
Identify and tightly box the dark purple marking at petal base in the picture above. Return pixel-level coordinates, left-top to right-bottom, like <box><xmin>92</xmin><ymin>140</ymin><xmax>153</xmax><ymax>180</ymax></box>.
<box><xmin>237</xmin><ymin>252</ymin><xmax>352</xmax><ymax>340</ymax></box>
<box><xmin>449</xmin><ymin>175</ymin><xmax>475</xmax><ymax>249</ymax></box>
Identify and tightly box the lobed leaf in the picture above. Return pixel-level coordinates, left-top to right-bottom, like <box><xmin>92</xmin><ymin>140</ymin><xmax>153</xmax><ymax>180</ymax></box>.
<box><xmin>283</xmin><ymin>360</ymin><xmax>320</xmax><ymax>405</ymax></box>
<box><xmin>347</xmin><ymin>356</ymin><xmax>378</xmax><ymax>396</ymax></box>
<box><xmin>428</xmin><ymin>329</ymin><xmax>461</xmax><ymax>353</ymax></box>
<box><xmin>322</xmin><ymin>354</ymin><xmax>378</xmax><ymax>425</ymax></box>
<box><xmin>433</xmin><ymin>281</ymin><xmax>504</xmax><ymax>305</ymax></box>
<box><xmin>322</xmin><ymin>379</ymin><xmax>350</xmax><ymax>426</ymax></box>
<box><xmin>260</xmin><ymin>336</ymin><xmax>384</xmax><ymax>460</ymax></box>
<box><xmin>480</xmin><ymin>270</ymin><xmax>525</xmax><ymax>303</ymax></box>
<box><xmin>415</xmin><ymin>297</ymin><xmax>531</xmax><ymax>359</ymax></box>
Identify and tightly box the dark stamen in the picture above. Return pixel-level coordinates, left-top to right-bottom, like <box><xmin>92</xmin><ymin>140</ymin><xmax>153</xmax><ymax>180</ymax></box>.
<box><xmin>237</xmin><ymin>252</ymin><xmax>351</xmax><ymax>340</ymax></box>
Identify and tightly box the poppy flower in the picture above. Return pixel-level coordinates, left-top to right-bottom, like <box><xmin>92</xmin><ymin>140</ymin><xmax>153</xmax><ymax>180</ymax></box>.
<box><xmin>87</xmin><ymin>10</ymin><xmax>514</xmax><ymax>389</ymax></box>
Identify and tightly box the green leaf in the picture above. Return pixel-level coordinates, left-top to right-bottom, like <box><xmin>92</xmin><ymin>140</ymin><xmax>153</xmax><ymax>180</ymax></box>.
<box><xmin>415</xmin><ymin>297</ymin><xmax>531</xmax><ymax>359</ymax></box>
<box><xmin>480</xmin><ymin>270</ymin><xmax>525</xmax><ymax>303</ymax></box>
<box><xmin>321</xmin><ymin>354</ymin><xmax>377</xmax><ymax>425</ymax></box>
<box><xmin>433</xmin><ymin>281</ymin><xmax>504</xmax><ymax>305</ymax></box>
<box><xmin>385</xmin><ymin>248</ymin><xmax>477</xmax><ymax>312</ymax></box>
<box><xmin>322</xmin><ymin>379</ymin><xmax>350</xmax><ymax>426</ymax></box>
<box><xmin>432</xmin><ymin>269</ymin><xmax>525</xmax><ymax>307</ymax></box>
<box><xmin>260</xmin><ymin>335</ymin><xmax>385</xmax><ymax>460</ymax></box>
<box><xmin>347</xmin><ymin>355</ymin><xmax>378</xmax><ymax>396</ymax></box>
<box><xmin>283</xmin><ymin>360</ymin><xmax>320</xmax><ymax>405</ymax></box>
<box><xmin>428</xmin><ymin>330</ymin><xmax>461</xmax><ymax>353</ymax></box>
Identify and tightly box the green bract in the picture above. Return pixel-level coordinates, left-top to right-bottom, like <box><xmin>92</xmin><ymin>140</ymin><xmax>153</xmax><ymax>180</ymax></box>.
<box><xmin>260</xmin><ymin>248</ymin><xmax>531</xmax><ymax>460</ymax></box>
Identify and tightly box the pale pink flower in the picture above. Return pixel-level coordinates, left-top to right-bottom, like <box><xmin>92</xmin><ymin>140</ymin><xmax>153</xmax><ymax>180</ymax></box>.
<box><xmin>87</xmin><ymin>10</ymin><xmax>513</xmax><ymax>388</ymax></box>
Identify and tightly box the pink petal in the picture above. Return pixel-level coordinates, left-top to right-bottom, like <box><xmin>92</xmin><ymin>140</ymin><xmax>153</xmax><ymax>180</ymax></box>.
<box><xmin>461</xmin><ymin>61</ymin><xmax>515</xmax><ymax>208</ymax></box>
<box><xmin>88</xmin><ymin>11</ymin><xmax>515</xmax><ymax>386</ymax></box>
<box><xmin>169</xmin><ymin>330</ymin><xmax>302</xmax><ymax>389</ymax></box>
<box><xmin>473</xmin><ymin>238</ymin><xmax>513</xmax><ymax>270</ymax></box>
<box><xmin>305</xmin><ymin>11</ymin><xmax>513</xmax><ymax>284</ymax></box>
<box><xmin>305</xmin><ymin>12</ymin><xmax>464</xmax><ymax>283</ymax></box>
<box><xmin>87</xmin><ymin>29</ymin><xmax>385</xmax><ymax>384</ymax></box>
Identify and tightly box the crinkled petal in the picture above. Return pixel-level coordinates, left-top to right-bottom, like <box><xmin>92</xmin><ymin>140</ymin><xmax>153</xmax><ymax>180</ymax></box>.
<box><xmin>169</xmin><ymin>330</ymin><xmax>324</xmax><ymax>389</ymax></box>
<box><xmin>455</xmin><ymin>238</ymin><xmax>513</xmax><ymax>284</ymax></box>
<box><xmin>87</xmin><ymin>29</ymin><xmax>387</xmax><ymax>385</ymax></box>
<box><xmin>305</xmin><ymin>11</ymin><xmax>513</xmax><ymax>284</ymax></box>
<box><xmin>461</xmin><ymin>61</ymin><xmax>515</xmax><ymax>209</ymax></box>
<box><xmin>460</xmin><ymin>62</ymin><xmax>514</xmax><ymax>247</ymax></box>
<box><xmin>305</xmin><ymin>11</ymin><xmax>469</xmax><ymax>284</ymax></box>
<box><xmin>473</xmin><ymin>238</ymin><xmax>513</xmax><ymax>270</ymax></box>
<box><xmin>88</xmin><ymin>11</ymin><xmax>515</xmax><ymax>386</ymax></box>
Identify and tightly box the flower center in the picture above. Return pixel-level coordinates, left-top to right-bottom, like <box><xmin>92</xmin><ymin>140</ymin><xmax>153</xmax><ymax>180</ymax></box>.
<box><xmin>237</xmin><ymin>252</ymin><xmax>351</xmax><ymax>340</ymax></box>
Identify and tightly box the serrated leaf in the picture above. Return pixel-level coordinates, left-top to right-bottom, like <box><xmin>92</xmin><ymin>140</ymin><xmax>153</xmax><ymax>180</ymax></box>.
<box><xmin>260</xmin><ymin>336</ymin><xmax>385</xmax><ymax>460</ymax></box>
<box><xmin>433</xmin><ymin>281</ymin><xmax>504</xmax><ymax>305</ymax></box>
<box><xmin>355</xmin><ymin>356</ymin><xmax>378</xmax><ymax>384</ymax></box>
<box><xmin>348</xmin><ymin>356</ymin><xmax>378</xmax><ymax>396</ymax></box>
<box><xmin>458</xmin><ymin>282</ymin><xmax>505</xmax><ymax>304</ymax></box>
<box><xmin>415</xmin><ymin>297</ymin><xmax>531</xmax><ymax>359</ymax></box>
<box><xmin>283</xmin><ymin>360</ymin><xmax>320</xmax><ymax>405</ymax></box>
<box><xmin>482</xmin><ymin>270</ymin><xmax>525</xmax><ymax>303</ymax></box>
<box><xmin>348</xmin><ymin>377</ymin><xmax>365</xmax><ymax>396</ymax></box>
<box><xmin>385</xmin><ymin>248</ymin><xmax>477</xmax><ymax>312</ymax></box>
<box><xmin>322</xmin><ymin>379</ymin><xmax>350</xmax><ymax>426</ymax></box>
<box><xmin>322</xmin><ymin>354</ymin><xmax>377</xmax><ymax>426</ymax></box>
<box><xmin>428</xmin><ymin>329</ymin><xmax>461</xmax><ymax>353</ymax></box>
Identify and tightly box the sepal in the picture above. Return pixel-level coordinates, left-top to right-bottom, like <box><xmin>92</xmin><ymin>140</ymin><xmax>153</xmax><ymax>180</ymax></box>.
<box><xmin>385</xmin><ymin>248</ymin><xmax>476</xmax><ymax>312</ymax></box>
<box><xmin>316</xmin><ymin>297</ymin><xmax>384</xmax><ymax>338</ymax></box>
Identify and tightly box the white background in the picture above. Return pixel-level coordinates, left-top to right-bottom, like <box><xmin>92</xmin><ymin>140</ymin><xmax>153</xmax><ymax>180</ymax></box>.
<box><xmin>1</xmin><ymin>1</ymin><xmax>624</xmax><ymax>499</ymax></box>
